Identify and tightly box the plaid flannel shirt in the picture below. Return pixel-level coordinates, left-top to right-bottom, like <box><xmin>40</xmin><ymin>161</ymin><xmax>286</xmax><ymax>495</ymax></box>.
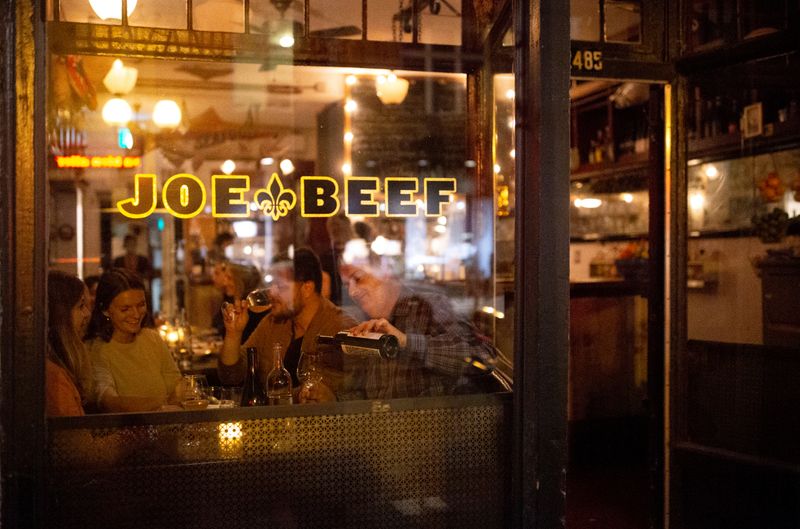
<box><xmin>339</xmin><ymin>288</ymin><xmax>497</xmax><ymax>400</ymax></box>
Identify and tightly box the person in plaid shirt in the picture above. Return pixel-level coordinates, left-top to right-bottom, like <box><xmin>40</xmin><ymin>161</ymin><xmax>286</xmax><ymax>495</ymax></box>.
<box><xmin>334</xmin><ymin>264</ymin><xmax>498</xmax><ymax>400</ymax></box>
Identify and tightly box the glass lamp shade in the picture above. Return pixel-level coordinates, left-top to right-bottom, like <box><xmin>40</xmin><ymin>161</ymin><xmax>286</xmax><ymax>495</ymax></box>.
<box><xmin>101</xmin><ymin>97</ymin><xmax>133</xmax><ymax>126</ymax></box>
<box><xmin>376</xmin><ymin>73</ymin><xmax>409</xmax><ymax>105</ymax></box>
<box><xmin>152</xmin><ymin>99</ymin><xmax>182</xmax><ymax>129</ymax></box>
<box><xmin>89</xmin><ymin>0</ymin><xmax>138</xmax><ymax>21</ymax></box>
<box><xmin>103</xmin><ymin>59</ymin><xmax>138</xmax><ymax>95</ymax></box>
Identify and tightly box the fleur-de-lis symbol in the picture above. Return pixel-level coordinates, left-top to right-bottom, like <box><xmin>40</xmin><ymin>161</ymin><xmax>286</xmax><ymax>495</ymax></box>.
<box><xmin>254</xmin><ymin>173</ymin><xmax>297</xmax><ymax>221</ymax></box>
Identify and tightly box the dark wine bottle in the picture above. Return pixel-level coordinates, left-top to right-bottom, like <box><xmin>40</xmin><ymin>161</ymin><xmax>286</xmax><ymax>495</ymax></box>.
<box><xmin>241</xmin><ymin>346</ymin><xmax>267</xmax><ymax>406</ymax></box>
<box><xmin>316</xmin><ymin>332</ymin><xmax>399</xmax><ymax>360</ymax></box>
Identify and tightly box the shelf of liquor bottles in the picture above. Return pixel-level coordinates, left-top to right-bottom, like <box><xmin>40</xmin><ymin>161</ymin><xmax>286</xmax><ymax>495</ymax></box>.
<box><xmin>687</xmin><ymin>81</ymin><xmax>800</xmax><ymax>161</ymax></box>
<box><xmin>570</xmin><ymin>83</ymin><xmax>650</xmax><ymax>176</ymax></box>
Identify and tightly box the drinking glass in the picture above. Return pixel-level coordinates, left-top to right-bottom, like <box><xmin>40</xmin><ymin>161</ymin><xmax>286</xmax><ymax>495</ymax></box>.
<box><xmin>179</xmin><ymin>375</ymin><xmax>208</xmax><ymax>409</ymax></box>
<box><xmin>218</xmin><ymin>387</ymin><xmax>236</xmax><ymax>408</ymax></box>
<box><xmin>221</xmin><ymin>288</ymin><xmax>272</xmax><ymax>320</ymax></box>
<box><xmin>182</xmin><ymin>374</ymin><xmax>208</xmax><ymax>401</ymax></box>
<box><xmin>245</xmin><ymin>288</ymin><xmax>272</xmax><ymax>313</ymax></box>
<box><xmin>296</xmin><ymin>350</ymin><xmax>319</xmax><ymax>384</ymax></box>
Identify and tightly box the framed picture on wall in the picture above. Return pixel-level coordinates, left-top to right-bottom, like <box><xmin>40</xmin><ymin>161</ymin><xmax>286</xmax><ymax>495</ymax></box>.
<box><xmin>742</xmin><ymin>102</ymin><xmax>763</xmax><ymax>138</ymax></box>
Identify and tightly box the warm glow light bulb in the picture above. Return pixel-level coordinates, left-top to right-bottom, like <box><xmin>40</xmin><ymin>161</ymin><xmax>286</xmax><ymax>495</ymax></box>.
<box><xmin>101</xmin><ymin>97</ymin><xmax>132</xmax><ymax>126</ymax></box>
<box><xmin>341</xmin><ymin>163</ymin><xmax>352</xmax><ymax>175</ymax></box>
<box><xmin>344</xmin><ymin>131</ymin><xmax>354</xmax><ymax>143</ymax></box>
<box><xmin>345</xmin><ymin>75</ymin><xmax>357</xmax><ymax>86</ymax></box>
<box><xmin>344</xmin><ymin>99</ymin><xmax>358</xmax><ymax>113</ymax></box>
<box><xmin>89</xmin><ymin>0</ymin><xmax>138</xmax><ymax>20</ymax></box>
<box><xmin>221</xmin><ymin>159</ymin><xmax>236</xmax><ymax>175</ymax></box>
<box><xmin>278</xmin><ymin>34</ymin><xmax>295</xmax><ymax>48</ymax></box>
<box><xmin>279</xmin><ymin>158</ymin><xmax>295</xmax><ymax>175</ymax></box>
<box><xmin>152</xmin><ymin>99</ymin><xmax>182</xmax><ymax>129</ymax></box>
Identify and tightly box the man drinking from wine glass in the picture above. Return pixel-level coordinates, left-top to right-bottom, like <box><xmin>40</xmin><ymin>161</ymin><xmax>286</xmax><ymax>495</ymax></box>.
<box><xmin>217</xmin><ymin>248</ymin><xmax>356</xmax><ymax>395</ymax></box>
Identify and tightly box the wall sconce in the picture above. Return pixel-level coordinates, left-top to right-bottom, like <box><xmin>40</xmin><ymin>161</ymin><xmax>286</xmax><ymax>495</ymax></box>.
<box><xmin>376</xmin><ymin>73</ymin><xmax>409</xmax><ymax>105</ymax></box>
<box><xmin>89</xmin><ymin>0</ymin><xmax>138</xmax><ymax>21</ymax></box>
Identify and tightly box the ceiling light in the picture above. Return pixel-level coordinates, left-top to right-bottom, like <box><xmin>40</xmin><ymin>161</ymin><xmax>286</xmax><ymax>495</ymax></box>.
<box><xmin>621</xmin><ymin>193</ymin><xmax>634</xmax><ymax>203</ymax></box>
<box><xmin>103</xmin><ymin>59</ymin><xmax>138</xmax><ymax>95</ymax></box>
<box><xmin>279</xmin><ymin>158</ymin><xmax>295</xmax><ymax>175</ymax></box>
<box><xmin>221</xmin><ymin>159</ymin><xmax>236</xmax><ymax>175</ymax></box>
<box><xmin>101</xmin><ymin>97</ymin><xmax>132</xmax><ymax>126</ymax></box>
<box><xmin>260</xmin><ymin>157</ymin><xmax>274</xmax><ymax>166</ymax></box>
<box><xmin>152</xmin><ymin>99</ymin><xmax>182</xmax><ymax>129</ymax></box>
<box><xmin>89</xmin><ymin>0</ymin><xmax>138</xmax><ymax>21</ymax></box>
<box><xmin>345</xmin><ymin>75</ymin><xmax>357</xmax><ymax>86</ymax></box>
<box><xmin>376</xmin><ymin>73</ymin><xmax>409</xmax><ymax>105</ymax></box>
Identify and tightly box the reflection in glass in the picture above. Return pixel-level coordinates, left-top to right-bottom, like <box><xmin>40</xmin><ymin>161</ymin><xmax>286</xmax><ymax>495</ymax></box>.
<box><xmin>309</xmin><ymin>0</ymin><xmax>362</xmax><ymax>39</ymax></box>
<box><xmin>193</xmin><ymin>0</ymin><xmax>245</xmax><ymax>33</ymax></box>
<box><xmin>570</xmin><ymin>0</ymin><xmax>600</xmax><ymax>41</ymax></box>
<box><xmin>604</xmin><ymin>0</ymin><xmax>641</xmax><ymax>43</ymax></box>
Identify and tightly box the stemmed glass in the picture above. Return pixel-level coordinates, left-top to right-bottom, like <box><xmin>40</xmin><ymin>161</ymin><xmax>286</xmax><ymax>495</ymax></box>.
<box><xmin>181</xmin><ymin>374</ymin><xmax>209</xmax><ymax>409</ymax></box>
<box><xmin>297</xmin><ymin>351</ymin><xmax>325</xmax><ymax>402</ymax></box>
<box><xmin>221</xmin><ymin>288</ymin><xmax>273</xmax><ymax>320</ymax></box>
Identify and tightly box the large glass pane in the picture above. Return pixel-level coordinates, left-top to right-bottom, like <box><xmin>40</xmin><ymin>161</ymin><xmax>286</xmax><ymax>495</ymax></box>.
<box><xmin>47</xmin><ymin>55</ymin><xmax>507</xmax><ymax>412</ymax></box>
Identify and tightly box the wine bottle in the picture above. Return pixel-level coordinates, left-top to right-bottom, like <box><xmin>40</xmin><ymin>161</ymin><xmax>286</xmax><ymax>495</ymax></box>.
<box><xmin>266</xmin><ymin>342</ymin><xmax>293</xmax><ymax>405</ymax></box>
<box><xmin>241</xmin><ymin>346</ymin><xmax>267</xmax><ymax>406</ymax></box>
<box><xmin>316</xmin><ymin>332</ymin><xmax>399</xmax><ymax>360</ymax></box>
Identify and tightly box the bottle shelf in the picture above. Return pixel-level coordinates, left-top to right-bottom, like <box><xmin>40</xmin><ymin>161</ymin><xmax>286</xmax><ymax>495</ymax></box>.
<box><xmin>571</xmin><ymin>151</ymin><xmax>649</xmax><ymax>181</ymax></box>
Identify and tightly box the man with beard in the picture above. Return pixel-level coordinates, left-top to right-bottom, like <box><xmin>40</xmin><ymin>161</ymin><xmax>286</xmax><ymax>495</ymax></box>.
<box><xmin>217</xmin><ymin>248</ymin><xmax>356</xmax><ymax>393</ymax></box>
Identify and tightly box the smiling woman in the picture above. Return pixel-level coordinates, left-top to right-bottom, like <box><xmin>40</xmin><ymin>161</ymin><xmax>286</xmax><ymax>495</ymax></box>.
<box><xmin>86</xmin><ymin>268</ymin><xmax>183</xmax><ymax>412</ymax></box>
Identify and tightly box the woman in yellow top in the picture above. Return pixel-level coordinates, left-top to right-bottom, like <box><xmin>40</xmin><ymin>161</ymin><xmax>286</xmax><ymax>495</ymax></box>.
<box><xmin>46</xmin><ymin>271</ymin><xmax>95</xmax><ymax>416</ymax></box>
<box><xmin>87</xmin><ymin>268</ymin><xmax>182</xmax><ymax>412</ymax></box>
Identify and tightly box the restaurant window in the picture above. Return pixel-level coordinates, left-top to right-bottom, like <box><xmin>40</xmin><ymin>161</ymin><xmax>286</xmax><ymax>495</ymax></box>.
<box><xmin>44</xmin><ymin>0</ymin><xmax>516</xmax><ymax>524</ymax></box>
<box><xmin>45</xmin><ymin>0</ymin><xmax>510</xmax><ymax>415</ymax></box>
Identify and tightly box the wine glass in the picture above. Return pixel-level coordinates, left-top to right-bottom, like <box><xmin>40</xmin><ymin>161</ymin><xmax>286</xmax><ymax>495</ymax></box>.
<box><xmin>182</xmin><ymin>374</ymin><xmax>208</xmax><ymax>404</ymax></box>
<box><xmin>297</xmin><ymin>351</ymin><xmax>327</xmax><ymax>403</ymax></box>
<box><xmin>221</xmin><ymin>288</ymin><xmax>272</xmax><ymax>320</ymax></box>
<box><xmin>245</xmin><ymin>288</ymin><xmax>272</xmax><ymax>313</ymax></box>
<box><xmin>296</xmin><ymin>350</ymin><xmax>319</xmax><ymax>384</ymax></box>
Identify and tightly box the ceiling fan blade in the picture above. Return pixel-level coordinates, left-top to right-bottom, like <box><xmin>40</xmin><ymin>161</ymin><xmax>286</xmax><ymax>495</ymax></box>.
<box><xmin>307</xmin><ymin>25</ymin><xmax>362</xmax><ymax>38</ymax></box>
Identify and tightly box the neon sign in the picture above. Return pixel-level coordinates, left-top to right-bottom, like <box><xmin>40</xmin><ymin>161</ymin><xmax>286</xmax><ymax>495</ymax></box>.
<box><xmin>117</xmin><ymin>172</ymin><xmax>456</xmax><ymax>220</ymax></box>
<box><xmin>55</xmin><ymin>155</ymin><xmax>141</xmax><ymax>169</ymax></box>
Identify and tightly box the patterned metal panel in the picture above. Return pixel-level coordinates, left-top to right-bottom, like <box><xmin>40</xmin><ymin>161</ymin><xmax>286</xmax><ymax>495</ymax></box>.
<box><xmin>48</xmin><ymin>396</ymin><xmax>511</xmax><ymax>528</ymax></box>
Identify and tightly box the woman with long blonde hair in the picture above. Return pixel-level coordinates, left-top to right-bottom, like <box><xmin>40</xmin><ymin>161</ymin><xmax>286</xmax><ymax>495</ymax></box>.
<box><xmin>46</xmin><ymin>270</ymin><xmax>95</xmax><ymax>416</ymax></box>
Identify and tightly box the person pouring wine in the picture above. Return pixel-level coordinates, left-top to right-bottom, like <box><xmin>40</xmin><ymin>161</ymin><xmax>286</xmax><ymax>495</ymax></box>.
<box><xmin>332</xmin><ymin>263</ymin><xmax>499</xmax><ymax>401</ymax></box>
<box><xmin>216</xmin><ymin>248</ymin><xmax>357</xmax><ymax>399</ymax></box>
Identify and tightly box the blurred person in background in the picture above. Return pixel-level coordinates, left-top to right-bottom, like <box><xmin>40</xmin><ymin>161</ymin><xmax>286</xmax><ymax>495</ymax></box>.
<box><xmin>84</xmin><ymin>273</ymin><xmax>101</xmax><ymax>314</ymax></box>
<box><xmin>215</xmin><ymin>260</ymin><xmax>268</xmax><ymax>343</ymax></box>
<box><xmin>319</xmin><ymin>213</ymin><xmax>353</xmax><ymax>306</ymax></box>
<box><xmin>113</xmin><ymin>234</ymin><xmax>152</xmax><ymax>282</ymax></box>
<box><xmin>46</xmin><ymin>271</ymin><xmax>96</xmax><ymax>416</ymax></box>
<box><xmin>87</xmin><ymin>268</ymin><xmax>182</xmax><ymax>412</ymax></box>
